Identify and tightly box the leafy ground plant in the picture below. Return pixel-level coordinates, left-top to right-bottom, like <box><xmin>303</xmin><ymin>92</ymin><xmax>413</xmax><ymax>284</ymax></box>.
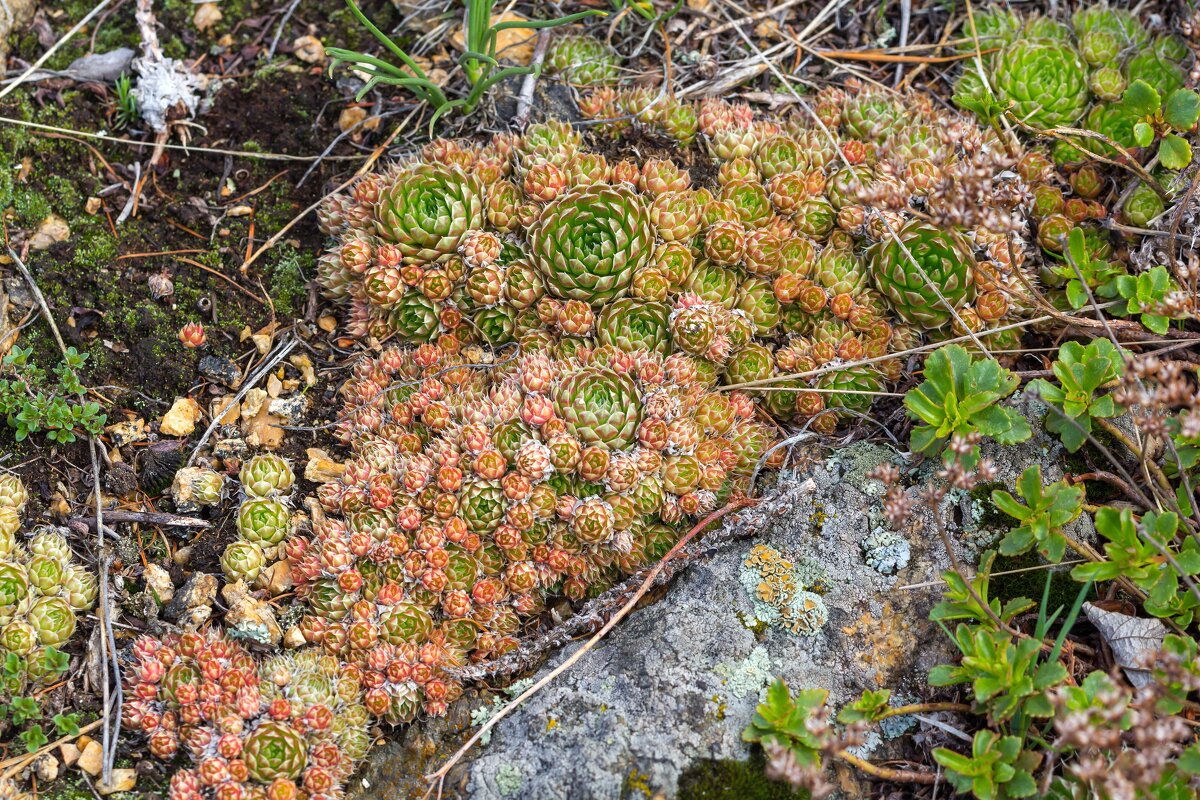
<box><xmin>0</xmin><ymin>345</ymin><xmax>105</xmax><ymax>444</ymax></box>
<box><xmin>328</xmin><ymin>0</ymin><xmax>601</xmax><ymax>128</ymax></box>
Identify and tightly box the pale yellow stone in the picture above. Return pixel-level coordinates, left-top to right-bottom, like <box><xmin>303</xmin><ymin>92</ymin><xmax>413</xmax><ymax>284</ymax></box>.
<box><xmin>160</xmin><ymin>397</ymin><xmax>201</xmax><ymax>436</ymax></box>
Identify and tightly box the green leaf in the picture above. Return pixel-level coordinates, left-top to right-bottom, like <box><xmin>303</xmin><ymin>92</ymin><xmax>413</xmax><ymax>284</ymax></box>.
<box><xmin>1133</xmin><ymin>121</ymin><xmax>1156</xmax><ymax>148</ymax></box>
<box><xmin>19</xmin><ymin>725</ymin><xmax>48</xmax><ymax>753</ymax></box>
<box><xmin>1163</xmin><ymin>88</ymin><xmax>1200</xmax><ymax>131</ymax></box>
<box><xmin>1159</xmin><ymin>133</ymin><xmax>1193</xmax><ymax>170</ymax></box>
<box><xmin>52</xmin><ymin>712</ymin><xmax>80</xmax><ymax>737</ymax></box>
<box><xmin>1123</xmin><ymin>79</ymin><xmax>1162</xmax><ymax>117</ymax></box>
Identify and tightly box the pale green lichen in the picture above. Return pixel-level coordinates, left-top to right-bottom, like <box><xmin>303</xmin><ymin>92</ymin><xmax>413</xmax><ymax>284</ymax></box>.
<box><xmin>861</xmin><ymin>528</ymin><xmax>911</xmax><ymax>575</ymax></box>
<box><xmin>740</xmin><ymin>544</ymin><xmax>828</xmax><ymax>637</ymax></box>
<box><xmin>714</xmin><ymin>645</ymin><xmax>774</xmax><ymax>700</ymax></box>
<box><xmin>471</xmin><ymin>678</ymin><xmax>536</xmax><ymax>745</ymax></box>
<box><xmin>495</xmin><ymin>763</ymin><xmax>524</xmax><ymax>797</ymax></box>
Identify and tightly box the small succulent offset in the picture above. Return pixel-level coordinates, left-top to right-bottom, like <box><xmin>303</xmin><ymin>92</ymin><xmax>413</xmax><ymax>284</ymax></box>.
<box><xmin>992</xmin><ymin>466</ymin><xmax>1084</xmax><ymax>563</ymax></box>
<box><xmin>1028</xmin><ymin>338</ymin><xmax>1124</xmax><ymax>452</ymax></box>
<box><xmin>1</xmin><ymin>648</ymin><xmax>76</xmax><ymax>753</ymax></box>
<box><xmin>221</xmin><ymin>455</ymin><xmax>296</xmax><ymax>584</ymax></box>
<box><xmin>0</xmin><ymin>345</ymin><xmax>106</xmax><ymax>444</ymax></box>
<box><xmin>904</xmin><ymin>345</ymin><xmax>1031</xmax><ymax>464</ymax></box>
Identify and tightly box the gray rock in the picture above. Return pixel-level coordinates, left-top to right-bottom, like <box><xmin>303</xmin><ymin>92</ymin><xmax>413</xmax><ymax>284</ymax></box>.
<box><xmin>199</xmin><ymin>355</ymin><xmax>242</xmax><ymax>389</ymax></box>
<box><xmin>355</xmin><ymin>443</ymin><xmax>966</xmax><ymax>800</ymax></box>
<box><xmin>162</xmin><ymin>572</ymin><xmax>218</xmax><ymax>623</ymax></box>
<box><xmin>353</xmin><ymin>394</ymin><xmax>1080</xmax><ymax>799</ymax></box>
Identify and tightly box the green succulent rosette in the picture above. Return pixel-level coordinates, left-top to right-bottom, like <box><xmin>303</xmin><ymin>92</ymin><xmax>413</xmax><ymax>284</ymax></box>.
<box><xmin>553</xmin><ymin>366</ymin><xmax>642</xmax><ymax>450</ymax></box>
<box><xmin>529</xmin><ymin>185</ymin><xmax>654</xmax><ymax>304</ymax></box>
<box><xmin>374</xmin><ymin>163</ymin><xmax>484</xmax><ymax>265</ymax></box>
<box><xmin>243</xmin><ymin>721</ymin><xmax>308</xmax><ymax>782</ymax></box>
<box><xmin>546</xmin><ymin>34</ymin><xmax>621</xmax><ymax>86</ymax></box>
<box><xmin>221</xmin><ymin>540</ymin><xmax>266</xmax><ymax>583</ymax></box>
<box><xmin>868</xmin><ymin>221</ymin><xmax>976</xmax><ymax>329</ymax></box>
<box><xmin>595</xmin><ymin>299</ymin><xmax>671</xmax><ymax>356</ymax></box>
<box><xmin>240</xmin><ymin>454</ymin><xmax>295</xmax><ymax>498</ymax></box>
<box><xmin>990</xmin><ymin>39</ymin><xmax>1090</xmax><ymax>129</ymax></box>
<box><xmin>27</xmin><ymin>596</ymin><xmax>76</xmax><ymax>647</ymax></box>
<box><xmin>237</xmin><ymin>499</ymin><xmax>290</xmax><ymax>547</ymax></box>
<box><xmin>387</xmin><ymin>291</ymin><xmax>441</xmax><ymax>342</ymax></box>
<box><xmin>380</xmin><ymin>602</ymin><xmax>435</xmax><ymax>646</ymax></box>
<box><xmin>683</xmin><ymin>262</ymin><xmax>742</xmax><ymax>309</ymax></box>
<box><xmin>817</xmin><ymin>364</ymin><xmax>884</xmax><ymax>415</ymax></box>
<box><xmin>459</xmin><ymin>480</ymin><xmax>506</xmax><ymax>535</ymax></box>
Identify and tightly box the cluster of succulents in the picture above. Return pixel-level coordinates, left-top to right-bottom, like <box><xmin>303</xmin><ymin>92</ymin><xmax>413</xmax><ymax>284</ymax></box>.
<box><xmin>545</xmin><ymin>33</ymin><xmax>621</xmax><ymax>87</ymax></box>
<box><xmin>316</xmin><ymin>86</ymin><xmax>1043</xmax><ymax>434</ymax></box>
<box><xmin>221</xmin><ymin>455</ymin><xmax>296</xmax><ymax>586</ymax></box>
<box><xmin>124</xmin><ymin>631</ymin><xmax>371</xmax><ymax>800</ymax></box>
<box><xmin>0</xmin><ymin>475</ymin><xmax>97</xmax><ymax>662</ymax></box>
<box><xmin>578</xmin><ymin>85</ymin><xmax>701</xmax><ymax>144</ymax></box>
<box><xmin>284</xmin><ymin>340</ymin><xmax>780</xmax><ymax>722</ymax></box>
<box><xmin>954</xmin><ymin>2</ymin><xmax>1193</xmax><ymax>163</ymax></box>
<box><xmin>738</xmin><ymin>543</ymin><xmax>827</xmax><ymax>636</ymax></box>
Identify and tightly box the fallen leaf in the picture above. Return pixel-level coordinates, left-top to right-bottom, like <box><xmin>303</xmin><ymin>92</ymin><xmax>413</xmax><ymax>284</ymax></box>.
<box><xmin>1084</xmin><ymin>602</ymin><xmax>1166</xmax><ymax>688</ymax></box>
<box><xmin>450</xmin><ymin>12</ymin><xmax>536</xmax><ymax>64</ymax></box>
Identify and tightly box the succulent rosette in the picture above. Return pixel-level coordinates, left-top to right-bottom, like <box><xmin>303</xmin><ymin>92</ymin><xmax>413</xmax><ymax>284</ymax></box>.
<box><xmin>375</xmin><ymin>163</ymin><xmax>485</xmax><ymax>264</ymax></box>
<box><xmin>240</xmin><ymin>454</ymin><xmax>296</xmax><ymax>498</ymax></box>
<box><xmin>989</xmin><ymin>39</ymin><xmax>1090</xmax><ymax>129</ymax></box>
<box><xmin>529</xmin><ymin>185</ymin><xmax>655</xmax><ymax>304</ymax></box>
<box><xmin>868</xmin><ymin>221</ymin><xmax>977</xmax><ymax>329</ymax></box>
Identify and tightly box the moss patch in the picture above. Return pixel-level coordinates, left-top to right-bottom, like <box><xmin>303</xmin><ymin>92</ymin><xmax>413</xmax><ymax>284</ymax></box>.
<box><xmin>678</xmin><ymin>754</ymin><xmax>810</xmax><ymax>800</ymax></box>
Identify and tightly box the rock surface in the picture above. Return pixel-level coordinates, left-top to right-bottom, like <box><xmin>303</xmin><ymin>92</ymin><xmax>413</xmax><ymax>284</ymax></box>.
<box><xmin>351</xmin><ymin>394</ymin><xmax>1070</xmax><ymax>799</ymax></box>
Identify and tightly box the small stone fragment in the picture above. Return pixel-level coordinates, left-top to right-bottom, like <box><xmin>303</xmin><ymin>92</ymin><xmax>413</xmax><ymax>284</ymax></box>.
<box><xmin>211</xmin><ymin>396</ymin><xmax>240</xmax><ymax>425</ymax></box>
<box><xmin>85</xmin><ymin>197</ymin><xmax>102</xmax><ymax>215</ymax></box>
<box><xmin>59</xmin><ymin>742</ymin><xmax>81</xmax><ymax>767</ymax></box>
<box><xmin>143</xmin><ymin>563</ymin><xmax>174</xmax><ymax>605</ymax></box>
<box><xmin>192</xmin><ymin>2</ymin><xmax>222</xmax><ymax>32</ymax></box>
<box><xmin>29</xmin><ymin>214</ymin><xmax>70</xmax><ymax>250</ymax></box>
<box><xmin>105</xmin><ymin>417</ymin><xmax>147</xmax><ymax>446</ymax></box>
<box><xmin>98</xmin><ymin>768</ymin><xmax>137</xmax><ymax>794</ymax></box>
<box><xmin>33</xmin><ymin>754</ymin><xmax>58</xmax><ymax>782</ymax></box>
<box><xmin>262</xmin><ymin>559</ymin><xmax>293</xmax><ymax>596</ymax></box>
<box><xmin>198</xmin><ymin>354</ymin><xmax>242</xmax><ymax>389</ymax></box>
<box><xmin>222</xmin><ymin>580</ymin><xmax>283</xmax><ymax>646</ymax></box>
<box><xmin>292</xmin><ymin>34</ymin><xmax>325</xmax><ymax>63</ymax></box>
<box><xmin>283</xmin><ymin>625</ymin><xmax>307</xmax><ymax>649</ymax></box>
<box><xmin>160</xmin><ymin>397</ymin><xmax>201</xmax><ymax>436</ymax></box>
<box><xmin>162</xmin><ymin>572</ymin><xmax>218</xmax><ymax>622</ymax></box>
<box><xmin>338</xmin><ymin>106</ymin><xmax>367</xmax><ymax>132</ymax></box>
<box><xmin>290</xmin><ymin>353</ymin><xmax>316</xmax><ymax>386</ymax></box>
<box><xmin>77</xmin><ymin>740</ymin><xmax>103</xmax><ymax>776</ymax></box>
<box><xmin>305</xmin><ymin>448</ymin><xmax>345</xmax><ymax>483</ymax></box>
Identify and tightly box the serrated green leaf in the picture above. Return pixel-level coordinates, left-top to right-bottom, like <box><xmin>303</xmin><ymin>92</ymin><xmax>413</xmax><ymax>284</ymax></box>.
<box><xmin>1163</xmin><ymin>88</ymin><xmax>1200</xmax><ymax>131</ymax></box>
<box><xmin>1124</xmin><ymin>79</ymin><xmax>1161</xmax><ymax>117</ymax></box>
<box><xmin>1159</xmin><ymin>133</ymin><xmax>1192</xmax><ymax>170</ymax></box>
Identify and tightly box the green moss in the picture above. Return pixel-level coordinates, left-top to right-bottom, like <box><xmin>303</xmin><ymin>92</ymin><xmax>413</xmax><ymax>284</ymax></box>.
<box><xmin>968</xmin><ymin>481</ymin><xmax>1011</xmax><ymax>530</ymax></box>
<box><xmin>678</xmin><ymin>754</ymin><xmax>810</xmax><ymax>800</ymax></box>
<box><xmin>264</xmin><ymin>245</ymin><xmax>313</xmax><ymax>318</ymax></box>
<box><xmin>991</xmin><ymin>549</ymin><xmax>1093</xmax><ymax>613</ymax></box>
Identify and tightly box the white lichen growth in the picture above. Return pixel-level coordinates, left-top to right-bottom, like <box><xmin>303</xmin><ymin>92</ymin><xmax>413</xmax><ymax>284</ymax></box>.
<box><xmin>714</xmin><ymin>645</ymin><xmax>774</xmax><ymax>700</ymax></box>
<box><xmin>495</xmin><ymin>763</ymin><xmax>524</xmax><ymax>797</ymax></box>
<box><xmin>861</xmin><ymin>528</ymin><xmax>911</xmax><ymax>575</ymax></box>
<box><xmin>470</xmin><ymin>678</ymin><xmax>536</xmax><ymax>745</ymax></box>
